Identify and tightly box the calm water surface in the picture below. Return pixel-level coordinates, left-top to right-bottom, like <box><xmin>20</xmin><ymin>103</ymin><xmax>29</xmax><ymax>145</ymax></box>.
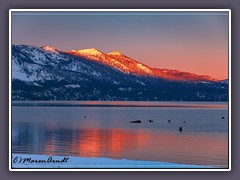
<box><xmin>12</xmin><ymin>101</ymin><xmax>228</xmax><ymax>167</ymax></box>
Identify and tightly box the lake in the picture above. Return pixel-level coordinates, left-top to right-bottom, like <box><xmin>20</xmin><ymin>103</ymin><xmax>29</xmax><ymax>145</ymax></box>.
<box><xmin>11</xmin><ymin>101</ymin><xmax>229</xmax><ymax>168</ymax></box>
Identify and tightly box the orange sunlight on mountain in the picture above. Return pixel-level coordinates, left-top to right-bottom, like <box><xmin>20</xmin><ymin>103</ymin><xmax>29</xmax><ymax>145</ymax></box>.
<box><xmin>64</xmin><ymin>47</ymin><xmax>220</xmax><ymax>82</ymax></box>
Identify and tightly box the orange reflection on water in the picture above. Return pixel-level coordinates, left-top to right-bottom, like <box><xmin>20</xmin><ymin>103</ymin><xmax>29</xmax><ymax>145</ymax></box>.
<box><xmin>75</xmin><ymin>129</ymin><xmax>102</xmax><ymax>158</ymax></box>
<box><xmin>43</xmin><ymin>123</ymin><xmax>58</xmax><ymax>156</ymax></box>
<box><xmin>107</xmin><ymin>129</ymin><xmax>151</xmax><ymax>157</ymax></box>
<box><xmin>70</xmin><ymin>128</ymin><xmax>151</xmax><ymax>159</ymax></box>
<box><xmin>45</xmin><ymin>137</ymin><xmax>56</xmax><ymax>156</ymax></box>
<box><xmin>43</xmin><ymin>127</ymin><xmax>228</xmax><ymax>166</ymax></box>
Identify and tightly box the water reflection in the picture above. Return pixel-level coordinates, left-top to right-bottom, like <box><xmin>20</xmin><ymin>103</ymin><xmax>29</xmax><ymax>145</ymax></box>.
<box><xmin>12</xmin><ymin>122</ymin><xmax>228</xmax><ymax>166</ymax></box>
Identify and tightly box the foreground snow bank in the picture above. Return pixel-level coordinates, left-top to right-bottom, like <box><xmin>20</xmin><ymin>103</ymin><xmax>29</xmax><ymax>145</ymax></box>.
<box><xmin>12</xmin><ymin>154</ymin><xmax>214</xmax><ymax>169</ymax></box>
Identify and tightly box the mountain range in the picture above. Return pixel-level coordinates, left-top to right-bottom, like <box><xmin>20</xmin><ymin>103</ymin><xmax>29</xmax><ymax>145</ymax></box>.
<box><xmin>12</xmin><ymin>44</ymin><xmax>228</xmax><ymax>101</ymax></box>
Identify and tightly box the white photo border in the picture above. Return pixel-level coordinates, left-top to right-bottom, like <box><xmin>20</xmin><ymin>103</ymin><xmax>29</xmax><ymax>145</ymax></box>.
<box><xmin>9</xmin><ymin>9</ymin><xmax>231</xmax><ymax>172</ymax></box>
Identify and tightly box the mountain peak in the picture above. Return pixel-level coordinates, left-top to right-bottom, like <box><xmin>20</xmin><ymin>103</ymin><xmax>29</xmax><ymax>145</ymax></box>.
<box><xmin>65</xmin><ymin>48</ymin><xmax>107</xmax><ymax>61</ymax></box>
<box><xmin>71</xmin><ymin>48</ymin><xmax>103</xmax><ymax>55</ymax></box>
<box><xmin>42</xmin><ymin>45</ymin><xmax>58</xmax><ymax>52</ymax></box>
<box><xmin>108</xmin><ymin>51</ymin><xmax>123</xmax><ymax>55</ymax></box>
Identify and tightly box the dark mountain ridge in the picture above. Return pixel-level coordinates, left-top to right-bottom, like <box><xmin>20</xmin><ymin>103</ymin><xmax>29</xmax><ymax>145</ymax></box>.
<box><xmin>11</xmin><ymin>44</ymin><xmax>228</xmax><ymax>101</ymax></box>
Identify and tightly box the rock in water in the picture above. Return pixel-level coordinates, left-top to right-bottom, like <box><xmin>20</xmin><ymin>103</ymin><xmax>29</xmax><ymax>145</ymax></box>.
<box><xmin>222</xmin><ymin>116</ymin><xmax>225</xmax><ymax>119</ymax></box>
<box><xmin>179</xmin><ymin>127</ymin><xmax>183</xmax><ymax>132</ymax></box>
<box><xmin>168</xmin><ymin>120</ymin><xmax>171</xmax><ymax>123</ymax></box>
<box><xmin>148</xmin><ymin>120</ymin><xmax>153</xmax><ymax>123</ymax></box>
<box><xmin>130</xmin><ymin>120</ymin><xmax>142</xmax><ymax>123</ymax></box>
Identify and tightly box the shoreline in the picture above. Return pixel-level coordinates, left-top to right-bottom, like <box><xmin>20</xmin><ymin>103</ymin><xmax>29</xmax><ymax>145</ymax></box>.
<box><xmin>12</xmin><ymin>153</ymin><xmax>218</xmax><ymax>169</ymax></box>
<box><xmin>12</xmin><ymin>100</ymin><xmax>228</xmax><ymax>109</ymax></box>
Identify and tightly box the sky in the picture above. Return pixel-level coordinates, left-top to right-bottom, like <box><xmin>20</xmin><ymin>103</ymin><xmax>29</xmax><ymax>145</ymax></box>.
<box><xmin>11</xmin><ymin>11</ymin><xmax>229</xmax><ymax>80</ymax></box>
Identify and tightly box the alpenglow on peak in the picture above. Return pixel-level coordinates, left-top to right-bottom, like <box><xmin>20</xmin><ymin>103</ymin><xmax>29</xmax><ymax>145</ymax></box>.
<box><xmin>108</xmin><ymin>51</ymin><xmax>123</xmax><ymax>55</ymax></box>
<box><xmin>42</xmin><ymin>45</ymin><xmax>58</xmax><ymax>52</ymax></box>
<box><xmin>69</xmin><ymin>48</ymin><xmax>104</xmax><ymax>55</ymax></box>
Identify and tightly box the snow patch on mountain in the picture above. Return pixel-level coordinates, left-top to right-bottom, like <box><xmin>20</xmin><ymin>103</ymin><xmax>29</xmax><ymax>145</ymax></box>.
<box><xmin>42</xmin><ymin>45</ymin><xmax>58</xmax><ymax>52</ymax></box>
<box><xmin>137</xmin><ymin>63</ymin><xmax>152</xmax><ymax>74</ymax></box>
<box><xmin>112</xmin><ymin>80</ymin><xmax>120</xmax><ymax>85</ymax></box>
<box><xmin>220</xmin><ymin>79</ymin><xmax>228</xmax><ymax>84</ymax></box>
<box><xmin>92</xmin><ymin>71</ymin><xmax>102</xmax><ymax>78</ymax></box>
<box><xmin>12</xmin><ymin>59</ymin><xmax>33</xmax><ymax>82</ymax></box>
<box><xmin>65</xmin><ymin>84</ymin><xmax>80</xmax><ymax>88</ymax></box>
<box><xmin>67</xmin><ymin>48</ymin><xmax>105</xmax><ymax>61</ymax></box>
<box><xmin>118</xmin><ymin>87</ymin><xmax>133</xmax><ymax>92</ymax></box>
<box><xmin>66</xmin><ymin>48</ymin><xmax>130</xmax><ymax>74</ymax></box>
<box><xmin>136</xmin><ymin>80</ymin><xmax>146</xmax><ymax>86</ymax></box>
<box><xmin>108</xmin><ymin>51</ymin><xmax>123</xmax><ymax>55</ymax></box>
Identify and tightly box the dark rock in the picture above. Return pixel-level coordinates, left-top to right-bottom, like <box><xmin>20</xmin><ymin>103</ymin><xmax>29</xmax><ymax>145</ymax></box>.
<box><xmin>183</xmin><ymin>121</ymin><xmax>186</xmax><ymax>123</ymax></box>
<box><xmin>168</xmin><ymin>120</ymin><xmax>171</xmax><ymax>123</ymax></box>
<box><xmin>179</xmin><ymin>127</ymin><xmax>183</xmax><ymax>132</ymax></box>
<box><xmin>83</xmin><ymin>116</ymin><xmax>87</xmax><ymax>118</ymax></box>
<box><xmin>222</xmin><ymin>116</ymin><xmax>225</xmax><ymax>119</ymax></box>
<box><xmin>130</xmin><ymin>120</ymin><xmax>142</xmax><ymax>123</ymax></box>
<box><xmin>148</xmin><ymin>120</ymin><xmax>153</xmax><ymax>123</ymax></box>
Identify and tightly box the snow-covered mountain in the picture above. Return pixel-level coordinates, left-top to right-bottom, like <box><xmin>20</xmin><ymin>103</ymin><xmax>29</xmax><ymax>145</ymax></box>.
<box><xmin>67</xmin><ymin>48</ymin><xmax>218</xmax><ymax>82</ymax></box>
<box><xmin>219</xmin><ymin>79</ymin><xmax>229</xmax><ymax>84</ymax></box>
<box><xmin>11</xmin><ymin>44</ymin><xmax>228</xmax><ymax>101</ymax></box>
<box><xmin>107</xmin><ymin>51</ymin><xmax>154</xmax><ymax>76</ymax></box>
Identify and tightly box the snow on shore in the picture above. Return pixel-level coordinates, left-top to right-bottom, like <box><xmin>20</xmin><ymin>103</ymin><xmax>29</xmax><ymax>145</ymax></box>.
<box><xmin>12</xmin><ymin>154</ymin><xmax>214</xmax><ymax>169</ymax></box>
